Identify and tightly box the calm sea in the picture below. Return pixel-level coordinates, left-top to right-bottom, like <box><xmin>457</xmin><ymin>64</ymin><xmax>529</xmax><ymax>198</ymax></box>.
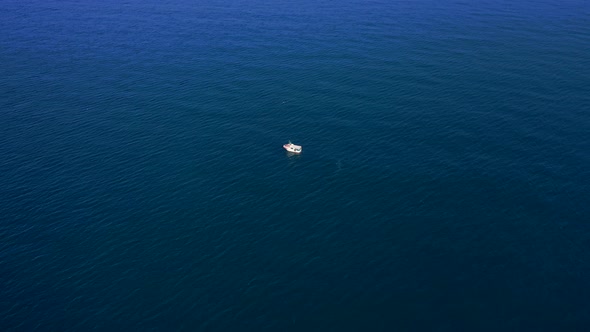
<box><xmin>1</xmin><ymin>0</ymin><xmax>589</xmax><ymax>330</ymax></box>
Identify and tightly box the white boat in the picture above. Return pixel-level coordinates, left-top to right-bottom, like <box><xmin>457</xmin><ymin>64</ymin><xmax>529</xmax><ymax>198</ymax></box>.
<box><xmin>283</xmin><ymin>141</ymin><xmax>302</xmax><ymax>153</ymax></box>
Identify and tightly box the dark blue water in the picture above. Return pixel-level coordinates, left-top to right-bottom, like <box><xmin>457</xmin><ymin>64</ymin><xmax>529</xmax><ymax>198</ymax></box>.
<box><xmin>2</xmin><ymin>0</ymin><xmax>590</xmax><ymax>330</ymax></box>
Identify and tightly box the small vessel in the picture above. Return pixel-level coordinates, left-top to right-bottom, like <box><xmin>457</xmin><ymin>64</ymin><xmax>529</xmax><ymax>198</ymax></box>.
<box><xmin>283</xmin><ymin>141</ymin><xmax>302</xmax><ymax>153</ymax></box>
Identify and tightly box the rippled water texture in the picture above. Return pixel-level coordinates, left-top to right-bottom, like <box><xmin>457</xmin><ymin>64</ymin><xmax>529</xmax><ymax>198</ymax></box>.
<box><xmin>1</xmin><ymin>0</ymin><xmax>590</xmax><ymax>330</ymax></box>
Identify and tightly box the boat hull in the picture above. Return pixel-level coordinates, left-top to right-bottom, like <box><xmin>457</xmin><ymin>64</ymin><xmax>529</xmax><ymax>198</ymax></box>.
<box><xmin>283</xmin><ymin>144</ymin><xmax>302</xmax><ymax>153</ymax></box>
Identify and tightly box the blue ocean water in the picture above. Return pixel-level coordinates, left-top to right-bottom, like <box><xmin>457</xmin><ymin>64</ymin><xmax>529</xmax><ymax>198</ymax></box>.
<box><xmin>1</xmin><ymin>0</ymin><xmax>590</xmax><ymax>330</ymax></box>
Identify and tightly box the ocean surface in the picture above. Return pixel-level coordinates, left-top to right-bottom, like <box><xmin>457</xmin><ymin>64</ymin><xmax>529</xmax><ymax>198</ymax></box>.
<box><xmin>1</xmin><ymin>0</ymin><xmax>590</xmax><ymax>330</ymax></box>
